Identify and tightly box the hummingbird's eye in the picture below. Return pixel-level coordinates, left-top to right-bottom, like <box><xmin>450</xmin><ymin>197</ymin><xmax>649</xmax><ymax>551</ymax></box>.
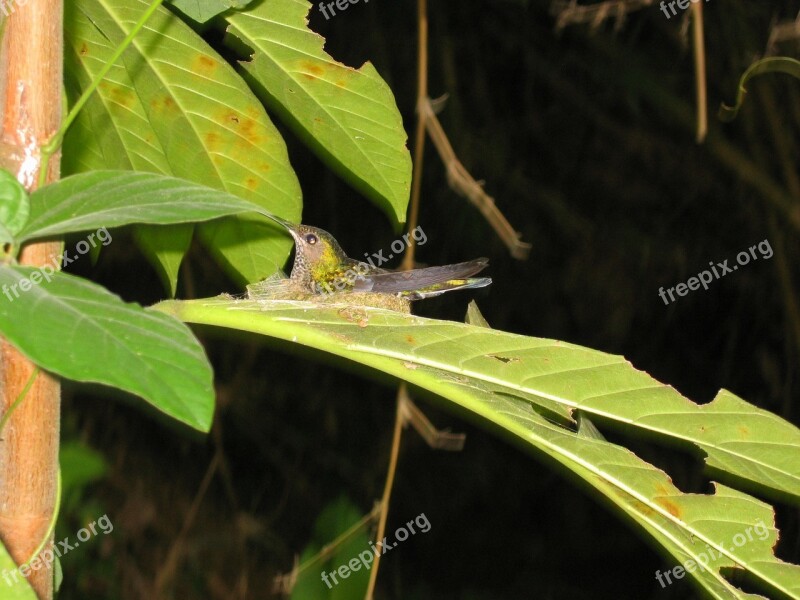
<box><xmin>305</xmin><ymin>233</ymin><xmax>318</xmax><ymax>245</ymax></box>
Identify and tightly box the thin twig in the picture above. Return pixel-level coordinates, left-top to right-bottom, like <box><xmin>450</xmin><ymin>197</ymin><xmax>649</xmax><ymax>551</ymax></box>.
<box><xmin>765</xmin><ymin>13</ymin><xmax>800</xmax><ymax>56</ymax></box>
<box><xmin>551</xmin><ymin>0</ymin><xmax>654</xmax><ymax>32</ymax></box>
<box><xmin>365</xmin><ymin>1</ymin><xmax>429</xmax><ymax>596</ymax></box>
<box><xmin>365</xmin><ymin>389</ymin><xmax>407</xmax><ymax>600</ymax></box>
<box><xmin>273</xmin><ymin>503</ymin><xmax>382</xmax><ymax>594</ymax></box>
<box><xmin>155</xmin><ymin>453</ymin><xmax>220</xmax><ymax>594</ymax></box>
<box><xmin>39</xmin><ymin>0</ymin><xmax>165</xmax><ymax>186</ymax></box>
<box><xmin>421</xmin><ymin>99</ymin><xmax>531</xmax><ymax>259</ymax></box>
<box><xmin>402</xmin><ymin>2</ymin><xmax>428</xmax><ymax>271</ymax></box>
<box><xmin>691</xmin><ymin>2</ymin><xmax>707</xmax><ymax>142</ymax></box>
<box><xmin>401</xmin><ymin>395</ymin><xmax>465</xmax><ymax>451</ymax></box>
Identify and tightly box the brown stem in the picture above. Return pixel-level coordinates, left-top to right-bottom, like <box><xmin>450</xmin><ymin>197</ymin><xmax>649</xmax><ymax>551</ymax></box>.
<box><xmin>365</xmin><ymin>386</ymin><xmax>406</xmax><ymax>600</ymax></box>
<box><xmin>402</xmin><ymin>0</ymin><xmax>428</xmax><ymax>272</ymax></box>
<box><xmin>552</xmin><ymin>0</ymin><xmax>655</xmax><ymax>31</ymax></box>
<box><xmin>421</xmin><ymin>99</ymin><xmax>531</xmax><ymax>259</ymax></box>
<box><xmin>0</xmin><ymin>1</ymin><xmax>63</xmax><ymax>599</ymax></box>
<box><xmin>691</xmin><ymin>2</ymin><xmax>707</xmax><ymax>143</ymax></box>
<box><xmin>366</xmin><ymin>2</ymin><xmax>428</xmax><ymax>597</ymax></box>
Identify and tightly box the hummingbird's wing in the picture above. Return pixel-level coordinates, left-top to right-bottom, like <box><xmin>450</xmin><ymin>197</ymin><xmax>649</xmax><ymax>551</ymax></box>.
<box><xmin>355</xmin><ymin>258</ymin><xmax>490</xmax><ymax>294</ymax></box>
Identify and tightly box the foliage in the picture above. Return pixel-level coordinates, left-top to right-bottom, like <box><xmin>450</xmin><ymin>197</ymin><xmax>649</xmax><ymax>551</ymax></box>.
<box><xmin>0</xmin><ymin>0</ymin><xmax>798</xmax><ymax>598</ymax></box>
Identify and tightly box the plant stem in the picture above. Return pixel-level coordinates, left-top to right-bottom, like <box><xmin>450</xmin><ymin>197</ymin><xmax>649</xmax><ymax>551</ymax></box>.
<box><xmin>691</xmin><ymin>2</ymin><xmax>707</xmax><ymax>143</ymax></box>
<box><xmin>402</xmin><ymin>0</ymin><xmax>428</xmax><ymax>272</ymax></box>
<box><xmin>366</xmin><ymin>2</ymin><xmax>428</xmax><ymax>597</ymax></box>
<box><xmin>365</xmin><ymin>387</ymin><xmax>407</xmax><ymax>600</ymax></box>
<box><xmin>38</xmin><ymin>0</ymin><xmax>165</xmax><ymax>188</ymax></box>
<box><xmin>0</xmin><ymin>4</ymin><xmax>63</xmax><ymax>598</ymax></box>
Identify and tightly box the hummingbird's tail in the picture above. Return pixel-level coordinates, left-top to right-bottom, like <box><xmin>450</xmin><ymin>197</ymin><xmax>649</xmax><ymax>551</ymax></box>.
<box><xmin>363</xmin><ymin>258</ymin><xmax>492</xmax><ymax>299</ymax></box>
<box><xmin>402</xmin><ymin>276</ymin><xmax>492</xmax><ymax>300</ymax></box>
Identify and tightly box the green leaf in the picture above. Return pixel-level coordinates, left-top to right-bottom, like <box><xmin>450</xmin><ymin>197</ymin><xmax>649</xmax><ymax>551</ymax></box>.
<box><xmin>0</xmin><ymin>169</ymin><xmax>29</xmax><ymax>245</ymax></box>
<box><xmin>225</xmin><ymin>0</ymin><xmax>412</xmax><ymax>227</ymax></box>
<box><xmin>59</xmin><ymin>441</ymin><xmax>107</xmax><ymax>495</ymax></box>
<box><xmin>156</xmin><ymin>298</ymin><xmax>800</xmax><ymax>597</ymax></box>
<box><xmin>53</xmin><ymin>556</ymin><xmax>63</xmax><ymax>592</ymax></box>
<box><xmin>134</xmin><ymin>224</ymin><xmax>194</xmax><ymax>298</ymax></box>
<box><xmin>720</xmin><ymin>57</ymin><xmax>800</xmax><ymax>122</ymax></box>
<box><xmin>0</xmin><ymin>266</ymin><xmax>214</xmax><ymax>431</ymax></box>
<box><xmin>290</xmin><ymin>497</ymin><xmax>372</xmax><ymax>600</ymax></box>
<box><xmin>0</xmin><ymin>541</ymin><xmax>37</xmax><ymax>599</ymax></box>
<box><xmin>168</xmin><ymin>0</ymin><xmax>256</xmax><ymax>23</ymax></box>
<box><xmin>18</xmin><ymin>170</ymin><xmax>280</xmax><ymax>243</ymax></box>
<box><xmin>59</xmin><ymin>441</ymin><xmax>108</xmax><ymax>516</ymax></box>
<box><xmin>161</xmin><ymin>298</ymin><xmax>800</xmax><ymax>501</ymax></box>
<box><xmin>65</xmin><ymin>0</ymin><xmax>301</xmax><ymax>284</ymax></box>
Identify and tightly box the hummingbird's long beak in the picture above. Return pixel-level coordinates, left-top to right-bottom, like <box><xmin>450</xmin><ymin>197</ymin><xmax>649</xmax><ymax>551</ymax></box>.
<box><xmin>263</xmin><ymin>212</ymin><xmax>296</xmax><ymax>231</ymax></box>
<box><xmin>263</xmin><ymin>213</ymin><xmax>302</xmax><ymax>244</ymax></box>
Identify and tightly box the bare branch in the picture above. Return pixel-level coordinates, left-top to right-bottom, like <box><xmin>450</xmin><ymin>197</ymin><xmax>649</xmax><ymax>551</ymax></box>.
<box><xmin>421</xmin><ymin>98</ymin><xmax>531</xmax><ymax>260</ymax></box>
<box><xmin>551</xmin><ymin>0</ymin><xmax>655</xmax><ymax>32</ymax></box>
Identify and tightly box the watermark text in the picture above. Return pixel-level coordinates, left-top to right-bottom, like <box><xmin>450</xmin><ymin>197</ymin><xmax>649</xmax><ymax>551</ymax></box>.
<box><xmin>2</xmin><ymin>513</ymin><xmax>114</xmax><ymax>587</ymax></box>
<box><xmin>2</xmin><ymin>227</ymin><xmax>112</xmax><ymax>302</ymax></box>
<box><xmin>321</xmin><ymin>512</ymin><xmax>431</xmax><ymax>589</ymax></box>
<box><xmin>658</xmin><ymin>239</ymin><xmax>772</xmax><ymax>305</ymax></box>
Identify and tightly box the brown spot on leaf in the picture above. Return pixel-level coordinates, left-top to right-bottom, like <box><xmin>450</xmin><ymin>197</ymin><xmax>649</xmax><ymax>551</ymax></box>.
<box><xmin>738</xmin><ymin>425</ymin><xmax>749</xmax><ymax>438</ymax></box>
<box><xmin>338</xmin><ymin>307</ymin><xmax>369</xmax><ymax>327</ymax></box>
<box><xmin>80</xmin><ymin>43</ymin><xmax>89</xmax><ymax>56</ymax></box>
<box><xmin>151</xmin><ymin>96</ymin><xmax>177</xmax><ymax>114</ymax></box>
<box><xmin>406</xmin><ymin>335</ymin><xmax>415</xmax><ymax>344</ymax></box>
<box><xmin>193</xmin><ymin>54</ymin><xmax>218</xmax><ymax>76</ymax></box>
<box><xmin>205</xmin><ymin>132</ymin><xmax>221</xmax><ymax>151</ymax></box>
<box><xmin>655</xmin><ymin>497</ymin><xmax>682</xmax><ymax>519</ymax></box>
<box><xmin>220</xmin><ymin>108</ymin><xmax>264</xmax><ymax>146</ymax></box>
<box><xmin>245</xmin><ymin>177</ymin><xmax>258</xmax><ymax>191</ymax></box>
<box><xmin>299</xmin><ymin>61</ymin><xmax>325</xmax><ymax>80</ymax></box>
<box><xmin>100</xmin><ymin>82</ymin><xmax>135</xmax><ymax>109</ymax></box>
<box><xmin>654</xmin><ymin>484</ymin><xmax>670</xmax><ymax>496</ymax></box>
<box><xmin>238</xmin><ymin>116</ymin><xmax>263</xmax><ymax>145</ymax></box>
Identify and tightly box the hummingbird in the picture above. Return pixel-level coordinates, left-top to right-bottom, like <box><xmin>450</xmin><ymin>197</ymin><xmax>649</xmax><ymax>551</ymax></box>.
<box><xmin>260</xmin><ymin>215</ymin><xmax>491</xmax><ymax>301</ymax></box>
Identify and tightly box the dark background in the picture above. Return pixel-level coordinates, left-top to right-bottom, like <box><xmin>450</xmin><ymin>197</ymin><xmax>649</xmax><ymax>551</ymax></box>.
<box><xmin>61</xmin><ymin>0</ymin><xmax>800</xmax><ymax>598</ymax></box>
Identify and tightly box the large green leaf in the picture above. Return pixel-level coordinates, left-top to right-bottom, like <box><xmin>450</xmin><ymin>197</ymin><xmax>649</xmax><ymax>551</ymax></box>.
<box><xmin>65</xmin><ymin>0</ymin><xmax>302</xmax><ymax>286</ymax></box>
<box><xmin>224</xmin><ymin>0</ymin><xmax>412</xmax><ymax>227</ymax></box>
<box><xmin>17</xmin><ymin>170</ymin><xmax>279</xmax><ymax>243</ymax></box>
<box><xmin>155</xmin><ymin>297</ymin><xmax>800</xmax><ymax>597</ymax></box>
<box><xmin>0</xmin><ymin>267</ymin><xmax>214</xmax><ymax>431</ymax></box>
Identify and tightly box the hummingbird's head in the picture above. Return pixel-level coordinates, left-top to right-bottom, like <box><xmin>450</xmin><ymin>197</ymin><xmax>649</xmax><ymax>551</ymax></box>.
<box><xmin>285</xmin><ymin>224</ymin><xmax>349</xmax><ymax>287</ymax></box>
